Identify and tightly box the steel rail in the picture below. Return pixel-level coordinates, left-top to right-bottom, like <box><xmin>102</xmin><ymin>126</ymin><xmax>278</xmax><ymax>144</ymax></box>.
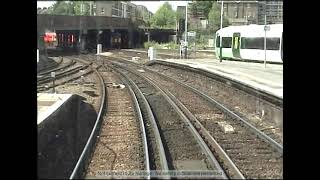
<box><xmin>69</xmin><ymin>67</ymin><xmax>107</xmax><ymax>179</ymax></box>
<box><xmin>112</xmin><ymin>62</ymin><xmax>228</xmax><ymax>179</ymax></box>
<box><xmin>109</xmin><ymin>64</ymin><xmax>170</xmax><ymax>178</ymax></box>
<box><xmin>117</xmin><ymin>69</ymin><xmax>151</xmax><ymax>179</ymax></box>
<box><xmin>141</xmin><ymin>65</ymin><xmax>283</xmax><ymax>154</ymax></box>
<box><xmin>38</xmin><ymin>60</ymin><xmax>76</xmax><ymax>76</ymax></box>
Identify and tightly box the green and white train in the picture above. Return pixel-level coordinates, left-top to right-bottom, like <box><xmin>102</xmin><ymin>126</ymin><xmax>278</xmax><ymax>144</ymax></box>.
<box><xmin>215</xmin><ymin>24</ymin><xmax>283</xmax><ymax>63</ymax></box>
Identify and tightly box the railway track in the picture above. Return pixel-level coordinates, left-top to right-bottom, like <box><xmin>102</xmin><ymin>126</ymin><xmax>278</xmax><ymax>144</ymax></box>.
<box><xmin>99</xmin><ymin>52</ymin><xmax>283</xmax><ymax>145</ymax></box>
<box><xmin>37</xmin><ymin>58</ymin><xmax>95</xmax><ymax>92</ymax></box>
<box><xmin>37</xmin><ymin>56</ymin><xmax>63</xmax><ymax>73</ymax></box>
<box><xmin>68</xmin><ymin>56</ymin><xmax>227</xmax><ymax>178</ymax></box>
<box><xmin>38</xmin><ymin>58</ymin><xmax>76</xmax><ymax>76</ymax></box>
<box><xmin>103</xmin><ymin>56</ymin><xmax>283</xmax><ymax>179</ymax></box>
<box><xmin>52</xmin><ymin>54</ymin><xmax>282</xmax><ymax>179</ymax></box>
<box><xmin>107</xmin><ymin>62</ymin><xmax>227</xmax><ymax>179</ymax></box>
<box><xmin>84</xmin><ymin>65</ymin><xmax>149</xmax><ymax>178</ymax></box>
<box><xmin>68</xmin><ymin>62</ymin><xmax>150</xmax><ymax>179</ymax></box>
<box><xmin>37</xmin><ymin>65</ymin><xmax>89</xmax><ymax>84</ymax></box>
<box><xmin>146</xmin><ymin>61</ymin><xmax>283</xmax><ymax>145</ymax></box>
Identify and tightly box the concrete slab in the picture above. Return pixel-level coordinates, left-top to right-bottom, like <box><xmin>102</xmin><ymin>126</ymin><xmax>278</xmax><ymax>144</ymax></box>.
<box><xmin>38</xmin><ymin>93</ymin><xmax>97</xmax><ymax>179</ymax></box>
<box><xmin>99</xmin><ymin>52</ymin><xmax>113</xmax><ymax>56</ymax></box>
<box><xmin>37</xmin><ymin>93</ymin><xmax>73</xmax><ymax>125</ymax></box>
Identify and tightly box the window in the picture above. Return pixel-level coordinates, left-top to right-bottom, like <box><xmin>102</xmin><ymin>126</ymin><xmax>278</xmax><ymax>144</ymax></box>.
<box><xmin>281</xmin><ymin>33</ymin><xmax>283</xmax><ymax>59</ymax></box>
<box><xmin>222</xmin><ymin>37</ymin><xmax>232</xmax><ymax>48</ymax></box>
<box><xmin>216</xmin><ymin>36</ymin><xmax>220</xmax><ymax>47</ymax></box>
<box><xmin>101</xmin><ymin>8</ymin><xmax>105</xmax><ymax>15</ymax></box>
<box><xmin>241</xmin><ymin>37</ymin><xmax>264</xmax><ymax>49</ymax></box>
<box><xmin>112</xmin><ymin>9</ymin><xmax>118</xmax><ymax>16</ymax></box>
<box><xmin>241</xmin><ymin>37</ymin><xmax>280</xmax><ymax>50</ymax></box>
<box><xmin>266</xmin><ymin>38</ymin><xmax>280</xmax><ymax>50</ymax></box>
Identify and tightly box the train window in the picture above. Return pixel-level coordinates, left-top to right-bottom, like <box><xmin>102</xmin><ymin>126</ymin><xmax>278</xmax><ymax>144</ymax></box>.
<box><xmin>281</xmin><ymin>33</ymin><xmax>283</xmax><ymax>60</ymax></box>
<box><xmin>216</xmin><ymin>36</ymin><xmax>220</xmax><ymax>47</ymax></box>
<box><xmin>266</xmin><ymin>38</ymin><xmax>280</xmax><ymax>50</ymax></box>
<box><xmin>222</xmin><ymin>37</ymin><xmax>232</xmax><ymax>48</ymax></box>
<box><xmin>241</xmin><ymin>37</ymin><xmax>264</xmax><ymax>49</ymax></box>
<box><xmin>241</xmin><ymin>37</ymin><xmax>280</xmax><ymax>50</ymax></box>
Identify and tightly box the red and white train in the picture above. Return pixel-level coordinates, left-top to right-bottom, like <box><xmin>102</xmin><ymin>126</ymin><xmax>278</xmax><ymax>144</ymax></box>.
<box><xmin>43</xmin><ymin>31</ymin><xmax>77</xmax><ymax>50</ymax></box>
<box><xmin>43</xmin><ymin>32</ymin><xmax>58</xmax><ymax>49</ymax></box>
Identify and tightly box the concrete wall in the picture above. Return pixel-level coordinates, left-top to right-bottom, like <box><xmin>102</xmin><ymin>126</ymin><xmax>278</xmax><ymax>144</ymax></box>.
<box><xmin>38</xmin><ymin>95</ymin><xmax>97</xmax><ymax>179</ymax></box>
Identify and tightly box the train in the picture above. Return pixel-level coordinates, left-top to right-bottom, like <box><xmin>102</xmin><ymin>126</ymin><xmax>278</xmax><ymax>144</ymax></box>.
<box><xmin>43</xmin><ymin>32</ymin><xmax>58</xmax><ymax>49</ymax></box>
<box><xmin>215</xmin><ymin>24</ymin><xmax>283</xmax><ymax>63</ymax></box>
<box><xmin>41</xmin><ymin>31</ymin><xmax>127</xmax><ymax>51</ymax></box>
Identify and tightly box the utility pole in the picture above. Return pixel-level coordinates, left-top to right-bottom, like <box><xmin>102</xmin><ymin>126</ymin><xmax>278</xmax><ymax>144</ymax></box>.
<box><xmin>81</xmin><ymin>2</ymin><xmax>84</xmax><ymax>15</ymax></box>
<box><xmin>219</xmin><ymin>1</ymin><xmax>223</xmax><ymax>62</ymax></box>
<box><xmin>264</xmin><ymin>14</ymin><xmax>267</xmax><ymax>68</ymax></box>
<box><xmin>90</xmin><ymin>1</ymin><xmax>92</xmax><ymax>16</ymax></box>
<box><xmin>220</xmin><ymin>1</ymin><xmax>223</xmax><ymax>29</ymax></box>
<box><xmin>185</xmin><ymin>3</ymin><xmax>188</xmax><ymax>59</ymax></box>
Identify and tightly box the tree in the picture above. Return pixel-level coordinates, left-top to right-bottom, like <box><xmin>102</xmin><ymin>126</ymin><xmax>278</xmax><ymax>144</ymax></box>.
<box><xmin>150</xmin><ymin>2</ymin><xmax>176</xmax><ymax>29</ymax></box>
<box><xmin>208</xmin><ymin>1</ymin><xmax>230</xmax><ymax>32</ymax></box>
<box><xmin>176</xmin><ymin>7</ymin><xmax>185</xmax><ymax>21</ymax></box>
<box><xmin>73</xmin><ymin>1</ymin><xmax>91</xmax><ymax>15</ymax></box>
<box><xmin>48</xmin><ymin>1</ymin><xmax>91</xmax><ymax>16</ymax></box>
<box><xmin>190</xmin><ymin>1</ymin><xmax>213</xmax><ymax>19</ymax></box>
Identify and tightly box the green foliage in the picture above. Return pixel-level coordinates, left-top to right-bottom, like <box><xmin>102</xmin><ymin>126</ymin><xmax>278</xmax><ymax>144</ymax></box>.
<box><xmin>208</xmin><ymin>2</ymin><xmax>230</xmax><ymax>32</ymax></box>
<box><xmin>190</xmin><ymin>1</ymin><xmax>213</xmax><ymax>19</ymax></box>
<box><xmin>73</xmin><ymin>1</ymin><xmax>91</xmax><ymax>15</ymax></box>
<box><xmin>150</xmin><ymin>2</ymin><xmax>176</xmax><ymax>29</ymax></box>
<box><xmin>48</xmin><ymin>1</ymin><xmax>91</xmax><ymax>16</ymax></box>
<box><xmin>162</xmin><ymin>42</ymin><xmax>179</xmax><ymax>50</ymax></box>
<box><xmin>144</xmin><ymin>41</ymin><xmax>180</xmax><ymax>50</ymax></box>
<box><xmin>176</xmin><ymin>8</ymin><xmax>185</xmax><ymax>21</ymax></box>
<box><xmin>144</xmin><ymin>41</ymin><xmax>161</xmax><ymax>49</ymax></box>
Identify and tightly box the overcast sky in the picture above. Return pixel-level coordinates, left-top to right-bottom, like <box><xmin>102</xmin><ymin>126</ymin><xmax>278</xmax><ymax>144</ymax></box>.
<box><xmin>37</xmin><ymin>1</ymin><xmax>189</xmax><ymax>13</ymax></box>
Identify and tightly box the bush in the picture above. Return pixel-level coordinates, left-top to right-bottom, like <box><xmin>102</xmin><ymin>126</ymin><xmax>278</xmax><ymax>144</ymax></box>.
<box><xmin>144</xmin><ymin>41</ymin><xmax>161</xmax><ymax>49</ymax></box>
<box><xmin>162</xmin><ymin>42</ymin><xmax>179</xmax><ymax>50</ymax></box>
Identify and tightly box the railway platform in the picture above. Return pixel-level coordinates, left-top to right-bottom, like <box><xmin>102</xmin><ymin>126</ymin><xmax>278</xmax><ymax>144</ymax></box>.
<box><xmin>37</xmin><ymin>93</ymin><xmax>73</xmax><ymax>125</ymax></box>
<box><xmin>158</xmin><ymin>58</ymin><xmax>283</xmax><ymax>99</ymax></box>
<box><xmin>118</xmin><ymin>49</ymin><xmax>283</xmax><ymax>99</ymax></box>
<box><xmin>42</xmin><ymin>50</ymin><xmax>282</xmax><ymax>101</ymax></box>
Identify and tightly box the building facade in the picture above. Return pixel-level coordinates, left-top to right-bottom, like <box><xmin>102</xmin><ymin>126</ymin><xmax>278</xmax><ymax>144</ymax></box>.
<box><xmin>218</xmin><ymin>0</ymin><xmax>283</xmax><ymax>25</ymax></box>
<box><xmin>92</xmin><ymin>1</ymin><xmax>153</xmax><ymax>23</ymax></box>
<box><xmin>257</xmin><ymin>1</ymin><xmax>283</xmax><ymax>24</ymax></box>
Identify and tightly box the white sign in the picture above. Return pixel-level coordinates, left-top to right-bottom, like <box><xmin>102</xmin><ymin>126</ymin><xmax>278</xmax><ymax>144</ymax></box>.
<box><xmin>51</xmin><ymin>72</ymin><xmax>55</xmax><ymax>78</ymax></box>
<box><xmin>188</xmin><ymin>31</ymin><xmax>196</xmax><ymax>37</ymax></box>
<box><xmin>37</xmin><ymin>49</ymin><xmax>39</xmax><ymax>63</ymax></box>
<box><xmin>208</xmin><ymin>39</ymin><xmax>214</xmax><ymax>47</ymax></box>
<box><xmin>264</xmin><ymin>25</ymin><xmax>270</xmax><ymax>31</ymax></box>
<box><xmin>97</xmin><ymin>44</ymin><xmax>102</xmax><ymax>54</ymax></box>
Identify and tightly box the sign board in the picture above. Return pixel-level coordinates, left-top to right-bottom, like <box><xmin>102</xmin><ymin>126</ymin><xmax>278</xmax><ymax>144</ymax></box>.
<box><xmin>51</xmin><ymin>72</ymin><xmax>55</xmax><ymax>78</ymax></box>
<box><xmin>208</xmin><ymin>39</ymin><xmax>214</xmax><ymax>47</ymax></box>
<box><xmin>37</xmin><ymin>49</ymin><xmax>39</xmax><ymax>63</ymax></box>
<box><xmin>188</xmin><ymin>31</ymin><xmax>196</xmax><ymax>37</ymax></box>
<box><xmin>264</xmin><ymin>25</ymin><xmax>270</xmax><ymax>31</ymax></box>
